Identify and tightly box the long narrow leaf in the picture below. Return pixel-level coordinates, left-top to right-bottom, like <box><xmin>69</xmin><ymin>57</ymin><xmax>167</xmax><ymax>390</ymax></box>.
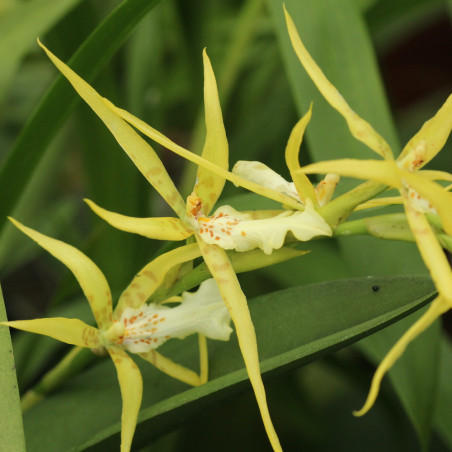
<box><xmin>22</xmin><ymin>275</ymin><xmax>435</xmax><ymax>451</ymax></box>
<box><xmin>0</xmin><ymin>0</ymin><xmax>163</xmax><ymax>236</ymax></box>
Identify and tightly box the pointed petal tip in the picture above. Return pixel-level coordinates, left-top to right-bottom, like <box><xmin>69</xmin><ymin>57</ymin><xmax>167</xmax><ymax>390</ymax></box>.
<box><xmin>352</xmin><ymin>407</ymin><xmax>368</xmax><ymax>417</ymax></box>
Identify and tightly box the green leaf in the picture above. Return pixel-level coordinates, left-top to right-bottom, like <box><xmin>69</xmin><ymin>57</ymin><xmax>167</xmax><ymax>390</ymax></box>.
<box><xmin>0</xmin><ymin>285</ymin><xmax>26</xmax><ymax>451</ymax></box>
<box><xmin>22</xmin><ymin>275</ymin><xmax>435</xmax><ymax>451</ymax></box>
<box><xmin>433</xmin><ymin>335</ymin><xmax>452</xmax><ymax>449</ymax></box>
<box><xmin>0</xmin><ymin>0</ymin><xmax>84</xmax><ymax>109</ymax></box>
<box><xmin>0</xmin><ymin>0</ymin><xmax>163</xmax><ymax>237</ymax></box>
<box><xmin>358</xmin><ymin>307</ymin><xmax>441</xmax><ymax>449</ymax></box>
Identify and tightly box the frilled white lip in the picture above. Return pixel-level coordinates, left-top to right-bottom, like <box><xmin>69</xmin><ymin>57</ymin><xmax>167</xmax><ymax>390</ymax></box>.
<box><xmin>116</xmin><ymin>279</ymin><xmax>232</xmax><ymax>353</ymax></box>
<box><xmin>196</xmin><ymin>201</ymin><xmax>332</xmax><ymax>255</ymax></box>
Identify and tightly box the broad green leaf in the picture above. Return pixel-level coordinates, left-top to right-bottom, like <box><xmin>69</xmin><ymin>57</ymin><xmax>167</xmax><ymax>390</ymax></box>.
<box><xmin>22</xmin><ymin>275</ymin><xmax>435</xmax><ymax>451</ymax></box>
<box><xmin>0</xmin><ymin>285</ymin><xmax>26</xmax><ymax>451</ymax></box>
<box><xmin>0</xmin><ymin>0</ymin><xmax>83</xmax><ymax>109</ymax></box>
<box><xmin>0</xmin><ymin>0</ymin><xmax>163</xmax><ymax>237</ymax></box>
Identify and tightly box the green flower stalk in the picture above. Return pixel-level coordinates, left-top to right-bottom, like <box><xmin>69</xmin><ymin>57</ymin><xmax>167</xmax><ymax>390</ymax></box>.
<box><xmin>284</xmin><ymin>6</ymin><xmax>452</xmax><ymax>415</ymax></box>
<box><xmin>2</xmin><ymin>218</ymin><xmax>233</xmax><ymax>452</ymax></box>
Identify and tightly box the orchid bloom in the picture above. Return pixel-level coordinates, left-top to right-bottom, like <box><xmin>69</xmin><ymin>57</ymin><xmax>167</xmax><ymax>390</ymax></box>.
<box><xmin>37</xmin><ymin>41</ymin><xmax>296</xmax><ymax>451</ymax></box>
<box><xmin>283</xmin><ymin>7</ymin><xmax>452</xmax><ymax>415</ymax></box>
<box><xmin>1</xmin><ymin>218</ymin><xmax>232</xmax><ymax>452</ymax></box>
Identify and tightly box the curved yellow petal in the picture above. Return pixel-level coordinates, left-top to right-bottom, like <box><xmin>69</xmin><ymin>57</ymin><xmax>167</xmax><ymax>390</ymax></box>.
<box><xmin>110</xmin><ymin>105</ymin><xmax>303</xmax><ymax>211</ymax></box>
<box><xmin>107</xmin><ymin>346</ymin><xmax>143</xmax><ymax>452</ymax></box>
<box><xmin>139</xmin><ymin>349</ymin><xmax>204</xmax><ymax>386</ymax></box>
<box><xmin>418</xmin><ymin>170</ymin><xmax>452</xmax><ymax>182</ymax></box>
<box><xmin>195</xmin><ymin>49</ymin><xmax>229</xmax><ymax>215</ymax></box>
<box><xmin>355</xmin><ymin>196</ymin><xmax>403</xmax><ymax>211</ymax></box>
<box><xmin>284</xmin><ymin>7</ymin><xmax>393</xmax><ymax>160</ymax></box>
<box><xmin>285</xmin><ymin>105</ymin><xmax>318</xmax><ymax>205</ymax></box>
<box><xmin>9</xmin><ymin>217</ymin><xmax>112</xmax><ymax>329</ymax></box>
<box><xmin>1</xmin><ymin>318</ymin><xmax>100</xmax><ymax>348</ymax></box>
<box><xmin>196</xmin><ymin>238</ymin><xmax>282</xmax><ymax>452</ymax></box>
<box><xmin>85</xmin><ymin>199</ymin><xmax>193</xmax><ymax>241</ymax></box>
<box><xmin>38</xmin><ymin>40</ymin><xmax>186</xmax><ymax>219</ymax></box>
<box><xmin>403</xmin><ymin>171</ymin><xmax>452</xmax><ymax>237</ymax></box>
<box><xmin>398</xmin><ymin>94</ymin><xmax>452</xmax><ymax>169</ymax></box>
<box><xmin>354</xmin><ymin>297</ymin><xmax>448</xmax><ymax>416</ymax></box>
<box><xmin>403</xmin><ymin>198</ymin><xmax>452</xmax><ymax>302</ymax></box>
<box><xmin>114</xmin><ymin>243</ymin><xmax>202</xmax><ymax>319</ymax></box>
<box><xmin>299</xmin><ymin>159</ymin><xmax>400</xmax><ymax>187</ymax></box>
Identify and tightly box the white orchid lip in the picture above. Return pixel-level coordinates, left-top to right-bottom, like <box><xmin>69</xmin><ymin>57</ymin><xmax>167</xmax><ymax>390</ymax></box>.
<box><xmin>115</xmin><ymin>279</ymin><xmax>232</xmax><ymax>354</ymax></box>
<box><xmin>193</xmin><ymin>201</ymin><xmax>332</xmax><ymax>255</ymax></box>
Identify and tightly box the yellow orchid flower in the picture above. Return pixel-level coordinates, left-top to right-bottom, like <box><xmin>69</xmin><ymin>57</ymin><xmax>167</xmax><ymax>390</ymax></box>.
<box><xmin>38</xmin><ymin>41</ymin><xmax>290</xmax><ymax>450</ymax></box>
<box><xmin>2</xmin><ymin>218</ymin><xmax>233</xmax><ymax>452</ymax></box>
<box><xmin>283</xmin><ymin>7</ymin><xmax>452</xmax><ymax>415</ymax></box>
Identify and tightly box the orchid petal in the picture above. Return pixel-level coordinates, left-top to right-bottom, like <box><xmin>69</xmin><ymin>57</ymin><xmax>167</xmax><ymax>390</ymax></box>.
<box><xmin>315</xmin><ymin>174</ymin><xmax>340</xmax><ymax>206</ymax></box>
<box><xmin>403</xmin><ymin>171</ymin><xmax>452</xmax><ymax>237</ymax></box>
<box><xmin>1</xmin><ymin>318</ymin><xmax>100</xmax><ymax>348</ymax></box>
<box><xmin>354</xmin><ymin>297</ymin><xmax>448</xmax><ymax>416</ymax></box>
<box><xmin>197</xmin><ymin>203</ymin><xmax>331</xmax><ymax>254</ymax></box>
<box><xmin>110</xmin><ymin>105</ymin><xmax>303</xmax><ymax>211</ymax></box>
<box><xmin>38</xmin><ymin>40</ymin><xmax>186</xmax><ymax>219</ymax></box>
<box><xmin>403</xmin><ymin>199</ymin><xmax>452</xmax><ymax>301</ymax></box>
<box><xmin>139</xmin><ymin>349</ymin><xmax>204</xmax><ymax>386</ymax></box>
<box><xmin>284</xmin><ymin>7</ymin><xmax>393</xmax><ymax>160</ymax></box>
<box><xmin>118</xmin><ymin>279</ymin><xmax>232</xmax><ymax>353</ymax></box>
<box><xmin>418</xmin><ymin>170</ymin><xmax>452</xmax><ymax>182</ymax></box>
<box><xmin>299</xmin><ymin>159</ymin><xmax>400</xmax><ymax>187</ymax></box>
<box><xmin>195</xmin><ymin>50</ymin><xmax>229</xmax><ymax>215</ymax></box>
<box><xmin>232</xmin><ymin>161</ymin><xmax>301</xmax><ymax>202</ymax></box>
<box><xmin>355</xmin><ymin>196</ymin><xmax>403</xmax><ymax>211</ymax></box>
<box><xmin>85</xmin><ymin>199</ymin><xmax>192</xmax><ymax>241</ymax></box>
<box><xmin>107</xmin><ymin>346</ymin><xmax>143</xmax><ymax>452</ymax></box>
<box><xmin>398</xmin><ymin>94</ymin><xmax>452</xmax><ymax>170</ymax></box>
<box><xmin>285</xmin><ymin>105</ymin><xmax>318</xmax><ymax>204</ymax></box>
<box><xmin>9</xmin><ymin>217</ymin><xmax>112</xmax><ymax>329</ymax></box>
<box><xmin>196</xmin><ymin>238</ymin><xmax>282</xmax><ymax>452</ymax></box>
<box><xmin>114</xmin><ymin>243</ymin><xmax>202</xmax><ymax>319</ymax></box>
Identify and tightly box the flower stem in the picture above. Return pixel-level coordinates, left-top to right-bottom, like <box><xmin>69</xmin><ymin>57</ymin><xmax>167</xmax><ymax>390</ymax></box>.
<box><xmin>21</xmin><ymin>347</ymin><xmax>98</xmax><ymax>413</ymax></box>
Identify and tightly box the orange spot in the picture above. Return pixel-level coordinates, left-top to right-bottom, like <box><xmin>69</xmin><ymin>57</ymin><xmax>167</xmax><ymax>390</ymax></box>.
<box><xmin>215</xmin><ymin>236</ymin><xmax>220</xmax><ymax>240</ymax></box>
<box><xmin>241</xmin><ymin>231</ymin><xmax>246</xmax><ymax>236</ymax></box>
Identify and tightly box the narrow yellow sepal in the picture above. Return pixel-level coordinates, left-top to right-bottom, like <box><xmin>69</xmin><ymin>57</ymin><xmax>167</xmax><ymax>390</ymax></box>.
<box><xmin>283</xmin><ymin>7</ymin><xmax>393</xmax><ymax>160</ymax></box>
<box><xmin>196</xmin><ymin>238</ymin><xmax>282</xmax><ymax>452</ymax></box>
<box><xmin>139</xmin><ymin>349</ymin><xmax>204</xmax><ymax>386</ymax></box>
<box><xmin>110</xmin><ymin>104</ymin><xmax>303</xmax><ymax>211</ymax></box>
<box><xmin>285</xmin><ymin>104</ymin><xmax>318</xmax><ymax>205</ymax></box>
<box><xmin>418</xmin><ymin>170</ymin><xmax>452</xmax><ymax>182</ymax></box>
<box><xmin>38</xmin><ymin>40</ymin><xmax>186</xmax><ymax>219</ymax></box>
<box><xmin>403</xmin><ymin>171</ymin><xmax>452</xmax><ymax>237</ymax></box>
<box><xmin>398</xmin><ymin>94</ymin><xmax>452</xmax><ymax>169</ymax></box>
<box><xmin>9</xmin><ymin>217</ymin><xmax>112</xmax><ymax>330</ymax></box>
<box><xmin>1</xmin><ymin>318</ymin><xmax>100</xmax><ymax>348</ymax></box>
<box><xmin>354</xmin><ymin>297</ymin><xmax>448</xmax><ymax>416</ymax></box>
<box><xmin>196</xmin><ymin>49</ymin><xmax>229</xmax><ymax>215</ymax></box>
<box><xmin>107</xmin><ymin>346</ymin><xmax>143</xmax><ymax>452</ymax></box>
<box><xmin>403</xmin><ymin>199</ymin><xmax>452</xmax><ymax>301</ymax></box>
<box><xmin>299</xmin><ymin>159</ymin><xmax>400</xmax><ymax>188</ymax></box>
<box><xmin>85</xmin><ymin>199</ymin><xmax>193</xmax><ymax>241</ymax></box>
<box><xmin>114</xmin><ymin>243</ymin><xmax>202</xmax><ymax>319</ymax></box>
